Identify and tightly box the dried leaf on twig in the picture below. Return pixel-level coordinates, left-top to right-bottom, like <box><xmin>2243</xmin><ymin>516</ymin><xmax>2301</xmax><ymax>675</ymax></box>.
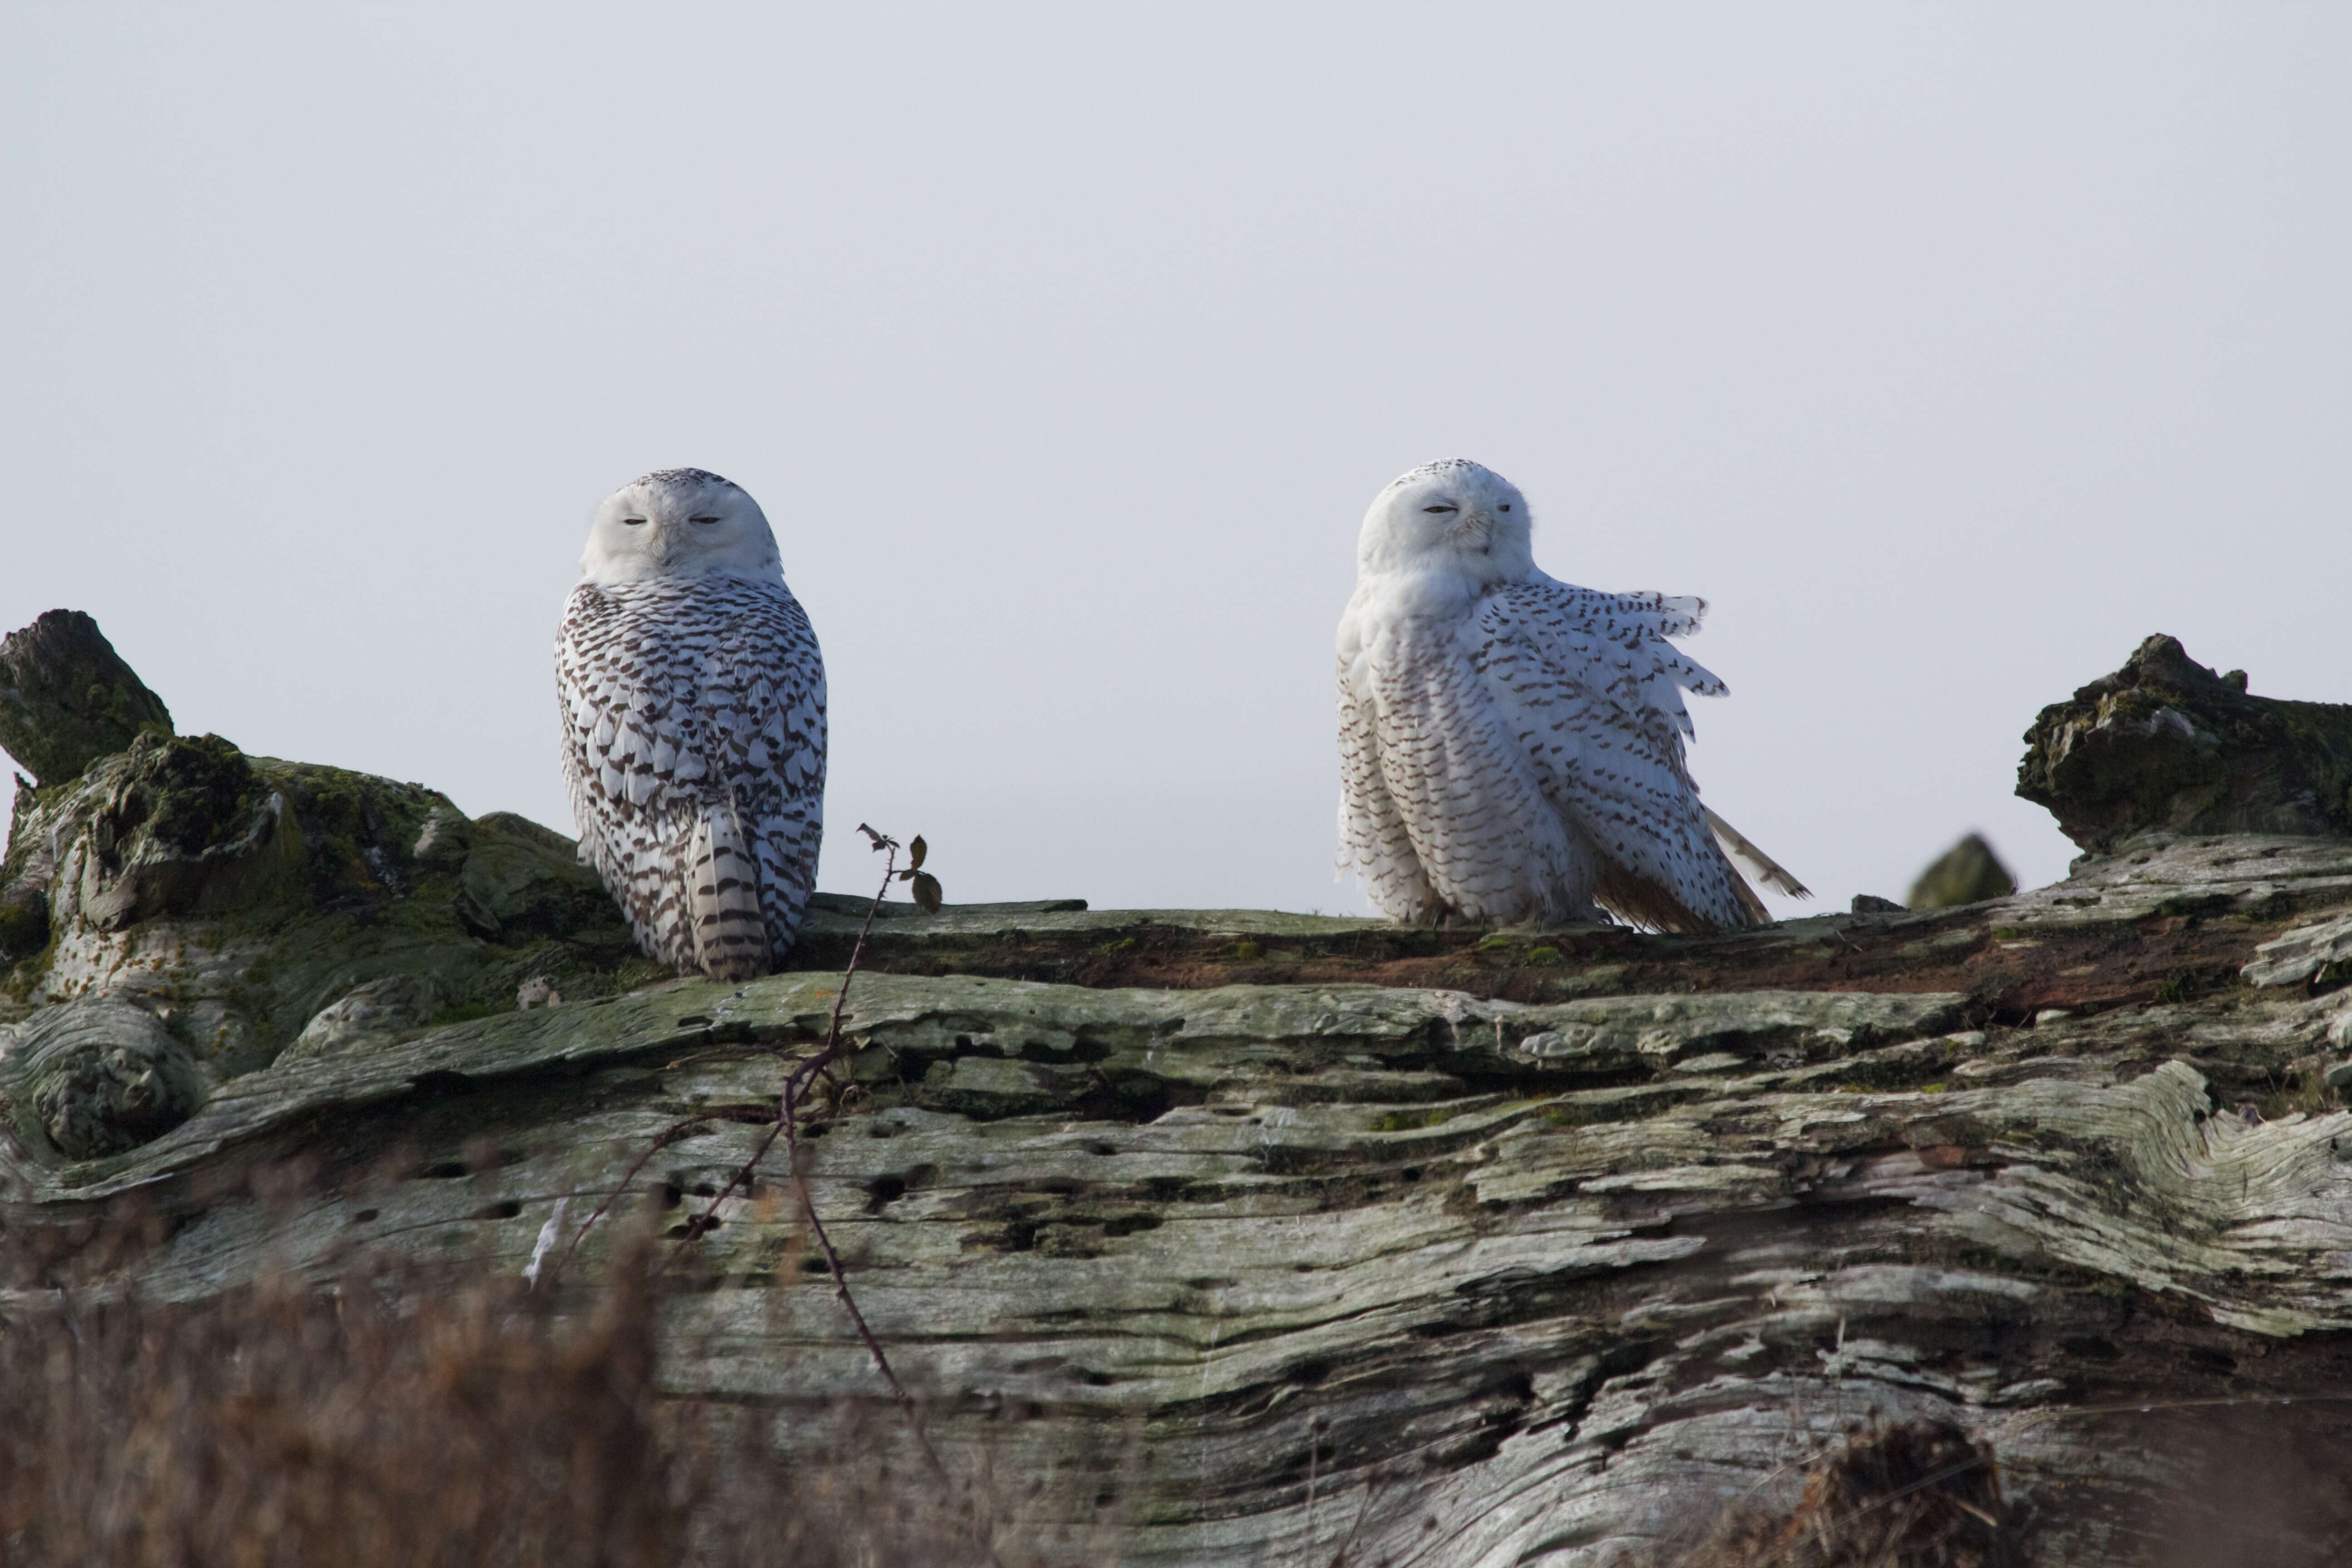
<box><xmin>909</xmin><ymin>871</ymin><xmax>944</xmax><ymax>914</ymax></box>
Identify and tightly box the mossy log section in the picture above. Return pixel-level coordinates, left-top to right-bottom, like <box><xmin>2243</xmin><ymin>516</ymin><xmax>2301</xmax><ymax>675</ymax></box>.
<box><xmin>8</xmin><ymin>835</ymin><xmax>2352</xmax><ymax>1565</ymax></box>
<box><xmin>2019</xmin><ymin>634</ymin><xmax>2352</xmax><ymax>852</ymax></box>
<box><xmin>0</xmin><ymin>611</ymin><xmax>172</xmax><ymax>789</ymax></box>
<box><xmin>0</xmin><ymin>733</ymin><xmax>657</xmax><ymax>1067</ymax></box>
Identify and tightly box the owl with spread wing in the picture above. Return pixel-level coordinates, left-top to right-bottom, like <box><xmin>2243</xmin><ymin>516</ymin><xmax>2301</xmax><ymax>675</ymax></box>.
<box><xmin>1337</xmin><ymin>459</ymin><xmax>1804</xmax><ymax>931</ymax></box>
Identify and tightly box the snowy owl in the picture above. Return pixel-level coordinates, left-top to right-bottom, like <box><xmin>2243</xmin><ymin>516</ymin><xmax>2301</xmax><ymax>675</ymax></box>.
<box><xmin>1336</xmin><ymin>459</ymin><xmax>1806</xmax><ymax>931</ymax></box>
<box><xmin>557</xmin><ymin>468</ymin><xmax>826</xmax><ymax>979</ymax></box>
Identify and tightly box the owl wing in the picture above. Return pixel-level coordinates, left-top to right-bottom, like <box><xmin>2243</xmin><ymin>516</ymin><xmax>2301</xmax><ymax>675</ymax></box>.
<box><xmin>695</xmin><ymin>583</ymin><xmax>826</xmax><ymax>959</ymax></box>
<box><xmin>558</xmin><ymin>583</ymin><xmax>709</xmax><ymax>969</ymax></box>
<box><xmin>1469</xmin><ymin>577</ymin><xmax>1764</xmax><ymax>931</ymax></box>
<box><xmin>1336</xmin><ymin>655</ymin><xmax>1444</xmax><ymax>921</ymax></box>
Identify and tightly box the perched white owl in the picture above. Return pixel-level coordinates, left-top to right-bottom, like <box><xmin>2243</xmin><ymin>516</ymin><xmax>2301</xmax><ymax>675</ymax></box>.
<box><xmin>1336</xmin><ymin>459</ymin><xmax>1806</xmax><ymax>932</ymax></box>
<box><xmin>557</xmin><ymin>469</ymin><xmax>826</xmax><ymax>979</ymax></box>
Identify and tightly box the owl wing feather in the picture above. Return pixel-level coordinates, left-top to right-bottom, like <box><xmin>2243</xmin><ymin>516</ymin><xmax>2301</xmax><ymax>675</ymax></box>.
<box><xmin>700</xmin><ymin>598</ymin><xmax>826</xmax><ymax>958</ymax></box>
<box><xmin>560</xmin><ymin>583</ymin><xmax>707</xmax><ymax>967</ymax></box>
<box><xmin>1702</xmin><ymin>805</ymin><xmax>1812</xmax><ymax>900</ymax></box>
<box><xmin>1470</xmin><ymin>577</ymin><xmax>1766</xmax><ymax>932</ymax></box>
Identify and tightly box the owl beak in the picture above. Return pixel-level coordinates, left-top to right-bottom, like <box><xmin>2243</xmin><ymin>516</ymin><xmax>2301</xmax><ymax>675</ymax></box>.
<box><xmin>1458</xmin><ymin>511</ymin><xmax>1495</xmax><ymax>554</ymax></box>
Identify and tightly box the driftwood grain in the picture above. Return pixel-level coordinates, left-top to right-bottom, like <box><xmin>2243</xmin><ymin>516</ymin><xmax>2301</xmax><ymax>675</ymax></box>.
<box><xmin>7</xmin><ymin>834</ymin><xmax>2352</xmax><ymax>1565</ymax></box>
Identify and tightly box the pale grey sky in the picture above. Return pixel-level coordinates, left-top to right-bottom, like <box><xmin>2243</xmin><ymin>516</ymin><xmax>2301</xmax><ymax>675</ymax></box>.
<box><xmin>3</xmin><ymin>5</ymin><xmax>2346</xmax><ymax>916</ymax></box>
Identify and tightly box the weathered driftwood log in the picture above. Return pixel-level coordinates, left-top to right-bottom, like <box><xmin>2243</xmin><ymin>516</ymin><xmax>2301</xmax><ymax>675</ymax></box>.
<box><xmin>0</xmin><ymin>610</ymin><xmax>172</xmax><ymax>789</ymax></box>
<box><xmin>6</xmin><ymin>832</ymin><xmax>2352</xmax><ymax>1564</ymax></box>
<box><xmin>2019</xmin><ymin>634</ymin><xmax>2352</xmax><ymax>852</ymax></box>
<box><xmin>7</xmin><ymin>614</ymin><xmax>2352</xmax><ymax>1564</ymax></box>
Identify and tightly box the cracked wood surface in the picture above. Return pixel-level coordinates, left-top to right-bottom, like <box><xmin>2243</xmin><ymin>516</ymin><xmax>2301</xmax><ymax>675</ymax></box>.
<box><xmin>798</xmin><ymin>833</ymin><xmax>2352</xmax><ymax>1021</ymax></box>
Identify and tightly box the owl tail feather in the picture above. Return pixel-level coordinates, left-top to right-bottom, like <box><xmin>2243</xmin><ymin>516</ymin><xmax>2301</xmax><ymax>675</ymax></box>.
<box><xmin>1703</xmin><ymin>808</ymin><xmax>1812</xmax><ymax>901</ymax></box>
<box><xmin>687</xmin><ymin>798</ymin><xmax>771</xmax><ymax>982</ymax></box>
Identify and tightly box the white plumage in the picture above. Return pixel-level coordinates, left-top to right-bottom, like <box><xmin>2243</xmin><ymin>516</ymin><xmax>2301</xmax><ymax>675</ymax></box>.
<box><xmin>1336</xmin><ymin>458</ymin><xmax>1806</xmax><ymax>932</ymax></box>
<box><xmin>557</xmin><ymin>469</ymin><xmax>826</xmax><ymax>978</ymax></box>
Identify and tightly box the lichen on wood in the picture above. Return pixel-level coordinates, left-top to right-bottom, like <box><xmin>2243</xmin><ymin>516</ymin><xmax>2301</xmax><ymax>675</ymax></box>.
<box><xmin>2</xmin><ymin>730</ymin><xmax>657</xmax><ymax>1071</ymax></box>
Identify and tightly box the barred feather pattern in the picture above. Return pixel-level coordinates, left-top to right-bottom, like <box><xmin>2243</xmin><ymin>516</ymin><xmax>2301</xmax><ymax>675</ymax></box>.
<box><xmin>1340</xmin><ymin>614</ymin><xmax>1604</xmax><ymax>926</ymax></box>
<box><xmin>1466</xmin><ymin>576</ymin><xmax>1756</xmax><ymax>930</ymax></box>
<box><xmin>1338</xmin><ymin>459</ymin><xmax>1801</xmax><ymax>933</ymax></box>
<box><xmin>557</xmin><ymin>574</ymin><xmax>826</xmax><ymax>978</ymax></box>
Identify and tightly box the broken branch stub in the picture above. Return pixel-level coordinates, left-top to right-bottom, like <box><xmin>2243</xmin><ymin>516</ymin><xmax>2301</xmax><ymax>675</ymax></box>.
<box><xmin>0</xmin><ymin>610</ymin><xmax>173</xmax><ymax>787</ymax></box>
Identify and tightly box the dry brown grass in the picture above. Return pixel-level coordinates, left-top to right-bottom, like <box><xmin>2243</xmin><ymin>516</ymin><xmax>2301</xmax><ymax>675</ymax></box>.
<box><xmin>0</xmin><ymin>1214</ymin><xmax>1095</xmax><ymax>1568</ymax></box>
<box><xmin>1670</xmin><ymin>1419</ymin><xmax>2020</xmax><ymax>1568</ymax></box>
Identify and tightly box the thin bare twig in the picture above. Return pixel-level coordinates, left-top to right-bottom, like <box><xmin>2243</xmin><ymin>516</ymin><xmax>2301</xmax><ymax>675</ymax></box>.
<box><xmin>1328</xmin><ymin>1470</ymin><xmax>1387</xmax><ymax>1567</ymax></box>
<box><xmin>672</xmin><ymin>825</ymin><xmax>898</xmax><ymax>1254</ymax></box>
<box><xmin>768</xmin><ymin>830</ymin><xmax>999</xmax><ymax>1560</ymax></box>
<box><xmin>555</xmin><ymin>825</ymin><xmax>999</xmax><ymax>1564</ymax></box>
<box><xmin>550</xmin><ymin>1112</ymin><xmax>719</xmax><ymax>1280</ymax></box>
<box><xmin>782</xmin><ymin>1065</ymin><xmax>949</xmax><ymax>1485</ymax></box>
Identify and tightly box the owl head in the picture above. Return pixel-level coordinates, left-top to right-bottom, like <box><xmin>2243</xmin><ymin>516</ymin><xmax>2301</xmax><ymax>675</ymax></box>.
<box><xmin>1357</xmin><ymin>459</ymin><xmax>1535</xmax><ymax>584</ymax></box>
<box><xmin>581</xmin><ymin>468</ymin><xmax>784</xmax><ymax>586</ymax></box>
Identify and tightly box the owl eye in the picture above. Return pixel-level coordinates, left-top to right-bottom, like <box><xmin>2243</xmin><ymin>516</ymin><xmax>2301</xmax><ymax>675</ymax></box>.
<box><xmin>622</xmin><ymin>517</ymin><xmax>648</xmax><ymax>526</ymax></box>
<box><xmin>1422</xmin><ymin>504</ymin><xmax>1459</xmax><ymax>514</ymax></box>
<box><xmin>1499</xmin><ymin>504</ymin><xmax>1511</xmax><ymax>512</ymax></box>
<box><xmin>689</xmin><ymin>515</ymin><xmax>720</xmax><ymax>525</ymax></box>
